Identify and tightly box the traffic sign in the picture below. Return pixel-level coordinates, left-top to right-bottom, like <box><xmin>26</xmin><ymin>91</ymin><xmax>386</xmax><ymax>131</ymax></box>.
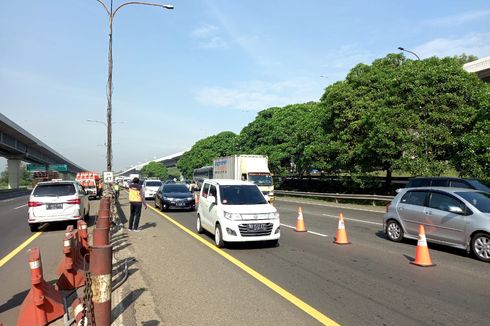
<box><xmin>103</xmin><ymin>171</ymin><xmax>114</xmax><ymax>183</ymax></box>
<box><xmin>26</xmin><ymin>164</ymin><xmax>47</xmax><ymax>172</ymax></box>
<box><xmin>48</xmin><ymin>164</ymin><xmax>68</xmax><ymax>172</ymax></box>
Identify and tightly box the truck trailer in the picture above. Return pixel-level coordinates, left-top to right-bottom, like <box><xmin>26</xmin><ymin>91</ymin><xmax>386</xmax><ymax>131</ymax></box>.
<box><xmin>212</xmin><ymin>155</ymin><xmax>274</xmax><ymax>201</ymax></box>
<box><xmin>75</xmin><ymin>172</ymin><xmax>100</xmax><ymax>199</ymax></box>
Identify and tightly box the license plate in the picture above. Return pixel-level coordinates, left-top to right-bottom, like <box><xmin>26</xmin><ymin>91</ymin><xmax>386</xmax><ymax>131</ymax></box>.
<box><xmin>248</xmin><ymin>223</ymin><xmax>266</xmax><ymax>231</ymax></box>
<box><xmin>176</xmin><ymin>202</ymin><xmax>186</xmax><ymax>207</ymax></box>
<box><xmin>46</xmin><ymin>203</ymin><xmax>63</xmax><ymax>210</ymax></box>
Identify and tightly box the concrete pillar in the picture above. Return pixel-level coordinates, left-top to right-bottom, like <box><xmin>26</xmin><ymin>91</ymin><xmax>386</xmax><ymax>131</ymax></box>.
<box><xmin>7</xmin><ymin>159</ymin><xmax>21</xmax><ymax>189</ymax></box>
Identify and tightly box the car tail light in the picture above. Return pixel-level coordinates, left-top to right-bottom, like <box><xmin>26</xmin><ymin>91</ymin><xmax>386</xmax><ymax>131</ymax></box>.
<box><xmin>66</xmin><ymin>199</ymin><xmax>81</xmax><ymax>205</ymax></box>
<box><xmin>385</xmin><ymin>202</ymin><xmax>391</xmax><ymax>213</ymax></box>
<box><xmin>28</xmin><ymin>201</ymin><xmax>43</xmax><ymax>207</ymax></box>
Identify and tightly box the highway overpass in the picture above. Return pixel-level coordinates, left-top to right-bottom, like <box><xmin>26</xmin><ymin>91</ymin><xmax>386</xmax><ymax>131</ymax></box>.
<box><xmin>0</xmin><ymin>113</ymin><xmax>85</xmax><ymax>188</ymax></box>
<box><xmin>464</xmin><ymin>55</ymin><xmax>490</xmax><ymax>83</ymax></box>
<box><xmin>117</xmin><ymin>151</ymin><xmax>186</xmax><ymax>177</ymax></box>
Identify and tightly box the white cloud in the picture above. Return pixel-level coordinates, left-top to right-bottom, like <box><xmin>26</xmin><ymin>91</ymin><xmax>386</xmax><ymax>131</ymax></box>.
<box><xmin>195</xmin><ymin>78</ymin><xmax>322</xmax><ymax>112</ymax></box>
<box><xmin>190</xmin><ymin>23</ymin><xmax>229</xmax><ymax>49</ymax></box>
<box><xmin>414</xmin><ymin>32</ymin><xmax>490</xmax><ymax>59</ymax></box>
<box><xmin>191</xmin><ymin>23</ymin><xmax>219</xmax><ymax>38</ymax></box>
<box><xmin>426</xmin><ymin>10</ymin><xmax>490</xmax><ymax>27</ymax></box>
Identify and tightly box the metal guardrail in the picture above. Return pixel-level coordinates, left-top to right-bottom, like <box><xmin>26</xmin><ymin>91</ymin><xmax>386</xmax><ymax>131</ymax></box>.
<box><xmin>275</xmin><ymin>190</ymin><xmax>394</xmax><ymax>205</ymax></box>
<box><xmin>0</xmin><ymin>187</ymin><xmax>31</xmax><ymax>199</ymax></box>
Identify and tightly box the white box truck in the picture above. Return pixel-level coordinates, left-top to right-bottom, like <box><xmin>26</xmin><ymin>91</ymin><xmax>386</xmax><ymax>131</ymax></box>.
<box><xmin>213</xmin><ymin>155</ymin><xmax>274</xmax><ymax>201</ymax></box>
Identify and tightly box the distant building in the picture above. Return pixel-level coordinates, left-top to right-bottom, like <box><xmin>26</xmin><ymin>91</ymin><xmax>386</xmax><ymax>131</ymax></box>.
<box><xmin>464</xmin><ymin>56</ymin><xmax>490</xmax><ymax>83</ymax></box>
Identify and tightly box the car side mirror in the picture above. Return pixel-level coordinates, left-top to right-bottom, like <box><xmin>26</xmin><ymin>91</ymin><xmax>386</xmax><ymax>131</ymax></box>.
<box><xmin>448</xmin><ymin>206</ymin><xmax>464</xmax><ymax>214</ymax></box>
<box><xmin>207</xmin><ymin>195</ymin><xmax>216</xmax><ymax>204</ymax></box>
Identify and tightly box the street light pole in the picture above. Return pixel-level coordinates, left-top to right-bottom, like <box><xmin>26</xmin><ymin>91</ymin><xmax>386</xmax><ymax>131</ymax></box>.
<box><xmin>96</xmin><ymin>0</ymin><xmax>174</xmax><ymax>172</ymax></box>
<box><xmin>398</xmin><ymin>47</ymin><xmax>420</xmax><ymax>60</ymax></box>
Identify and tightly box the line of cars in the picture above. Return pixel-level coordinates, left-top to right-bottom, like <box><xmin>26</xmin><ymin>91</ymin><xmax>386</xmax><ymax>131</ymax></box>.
<box><xmin>27</xmin><ymin>175</ymin><xmax>489</xmax><ymax>263</ymax></box>
<box><xmin>383</xmin><ymin>177</ymin><xmax>490</xmax><ymax>262</ymax></box>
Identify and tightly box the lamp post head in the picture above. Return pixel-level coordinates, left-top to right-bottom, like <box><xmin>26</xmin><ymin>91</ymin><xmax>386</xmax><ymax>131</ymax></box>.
<box><xmin>398</xmin><ymin>47</ymin><xmax>404</xmax><ymax>51</ymax></box>
<box><xmin>163</xmin><ymin>5</ymin><xmax>174</xmax><ymax>9</ymax></box>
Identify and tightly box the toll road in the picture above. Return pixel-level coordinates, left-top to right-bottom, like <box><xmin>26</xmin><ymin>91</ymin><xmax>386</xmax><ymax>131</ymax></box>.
<box><xmin>146</xmin><ymin>197</ymin><xmax>490</xmax><ymax>326</ymax></box>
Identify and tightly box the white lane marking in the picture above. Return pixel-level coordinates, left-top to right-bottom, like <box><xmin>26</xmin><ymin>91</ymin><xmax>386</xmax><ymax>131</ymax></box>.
<box><xmin>322</xmin><ymin>214</ymin><xmax>383</xmax><ymax>226</ymax></box>
<box><xmin>14</xmin><ymin>204</ymin><xmax>28</xmax><ymax>210</ymax></box>
<box><xmin>281</xmin><ymin>223</ymin><xmax>328</xmax><ymax>237</ymax></box>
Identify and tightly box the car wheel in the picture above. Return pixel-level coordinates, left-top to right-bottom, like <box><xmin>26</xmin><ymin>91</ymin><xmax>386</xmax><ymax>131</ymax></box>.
<box><xmin>161</xmin><ymin>202</ymin><xmax>166</xmax><ymax>212</ymax></box>
<box><xmin>386</xmin><ymin>220</ymin><xmax>403</xmax><ymax>242</ymax></box>
<box><xmin>29</xmin><ymin>224</ymin><xmax>38</xmax><ymax>232</ymax></box>
<box><xmin>154</xmin><ymin>197</ymin><xmax>159</xmax><ymax>209</ymax></box>
<box><xmin>471</xmin><ymin>232</ymin><xmax>490</xmax><ymax>263</ymax></box>
<box><xmin>196</xmin><ymin>215</ymin><xmax>204</xmax><ymax>234</ymax></box>
<box><xmin>215</xmin><ymin>224</ymin><xmax>224</xmax><ymax>248</ymax></box>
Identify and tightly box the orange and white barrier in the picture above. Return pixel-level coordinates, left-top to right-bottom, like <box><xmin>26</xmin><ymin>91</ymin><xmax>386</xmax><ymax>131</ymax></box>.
<box><xmin>333</xmin><ymin>213</ymin><xmax>351</xmax><ymax>245</ymax></box>
<box><xmin>295</xmin><ymin>207</ymin><xmax>307</xmax><ymax>232</ymax></box>
<box><xmin>410</xmin><ymin>225</ymin><xmax>435</xmax><ymax>267</ymax></box>
<box><xmin>17</xmin><ymin>247</ymin><xmax>64</xmax><ymax>326</ymax></box>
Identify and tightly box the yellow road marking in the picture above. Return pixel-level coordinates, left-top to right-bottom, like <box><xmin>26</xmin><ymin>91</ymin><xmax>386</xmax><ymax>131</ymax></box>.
<box><xmin>147</xmin><ymin>205</ymin><xmax>340</xmax><ymax>326</ymax></box>
<box><xmin>0</xmin><ymin>225</ymin><xmax>47</xmax><ymax>267</ymax></box>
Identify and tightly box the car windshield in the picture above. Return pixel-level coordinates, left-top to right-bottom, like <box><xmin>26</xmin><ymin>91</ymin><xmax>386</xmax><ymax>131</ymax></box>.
<box><xmin>456</xmin><ymin>191</ymin><xmax>490</xmax><ymax>213</ymax></box>
<box><xmin>33</xmin><ymin>183</ymin><xmax>76</xmax><ymax>197</ymax></box>
<box><xmin>247</xmin><ymin>174</ymin><xmax>273</xmax><ymax>186</ymax></box>
<box><xmin>163</xmin><ymin>184</ymin><xmax>189</xmax><ymax>193</ymax></box>
<box><xmin>465</xmin><ymin>180</ymin><xmax>490</xmax><ymax>192</ymax></box>
<box><xmin>219</xmin><ymin>185</ymin><xmax>267</xmax><ymax>205</ymax></box>
<box><xmin>145</xmin><ymin>181</ymin><xmax>162</xmax><ymax>187</ymax></box>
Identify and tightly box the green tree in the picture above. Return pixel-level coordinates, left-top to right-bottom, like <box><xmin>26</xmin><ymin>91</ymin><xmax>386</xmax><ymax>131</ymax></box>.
<box><xmin>0</xmin><ymin>163</ymin><xmax>32</xmax><ymax>187</ymax></box>
<box><xmin>177</xmin><ymin>131</ymin><xmax>238</xmax><ymax>178</ymax></box>
<box><xmin>453</xmin><ymin>53</ymin><xmax>478</xmax><ymax>65</ymax></box>
<box><xmin>319</xmin><ymin>54</ymin><xmax>490</xmax><ymax>184</ymax></box>
<box><xmin>167</xmin><ymin>167</ymin><xmax>182</xmax><ymax>180</ymax></box>
<box><xmin>237</xmin><ymin>102</ymin><xmax>321</xmax><ymax>175</ymax></box>
<box><xmin>140</xmin><ymin>161</ymin><xmax>168</xmax><ymax>180</ymax></box>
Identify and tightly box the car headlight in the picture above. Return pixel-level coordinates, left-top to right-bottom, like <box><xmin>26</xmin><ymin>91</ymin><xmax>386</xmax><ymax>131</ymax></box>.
<box><xmin>187</xmin><ymin>197</ymin><xmax>193</xmax><ymax>201</ymax></box>
<box><xmin>268</xmin><ymin>212</ymin><xmax>279</xmax><ymax>219</ymax></box>
<box><xmin>224</xmin><ymin>211</ymin><xmax>242</xmax><ymax>220</ymax></box>
<box><xmin>164</xmin><ymin>197</ymin><xmax>174</xmax><ymax>201</ymax></box>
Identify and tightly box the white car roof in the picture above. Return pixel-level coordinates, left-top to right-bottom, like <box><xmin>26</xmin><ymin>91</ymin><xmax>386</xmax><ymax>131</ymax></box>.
<box><xmin>203</xmin><ymin>179</ymin><xmax>254</xmax><ymax>186</ymax></box>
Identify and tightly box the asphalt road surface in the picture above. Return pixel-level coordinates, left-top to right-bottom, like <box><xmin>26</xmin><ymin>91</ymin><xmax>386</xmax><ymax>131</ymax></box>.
<box><xmin>1</xmin><ymin>194</ymin><xmax>489</xmax><ymax>325</ymax></box>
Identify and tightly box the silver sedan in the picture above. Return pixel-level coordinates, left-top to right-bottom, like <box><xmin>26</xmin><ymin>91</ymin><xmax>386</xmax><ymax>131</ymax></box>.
<box><xmin>384</xmin><ymin>187</ymin><xmax>490</xmax><ymax>262</ymax></box>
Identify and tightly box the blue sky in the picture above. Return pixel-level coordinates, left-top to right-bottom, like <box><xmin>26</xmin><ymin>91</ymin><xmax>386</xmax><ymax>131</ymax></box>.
<box><xmin>1</xmin><ymin>0</ymin><xmax>489</xmax><ymax>172</ymax></box>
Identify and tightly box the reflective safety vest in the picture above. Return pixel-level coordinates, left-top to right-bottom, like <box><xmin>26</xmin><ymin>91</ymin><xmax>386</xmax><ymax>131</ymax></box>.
<box><xmin>129</xmin><ymin>186</ymin><xmax>142</xmax><ymax>202</ymax></box>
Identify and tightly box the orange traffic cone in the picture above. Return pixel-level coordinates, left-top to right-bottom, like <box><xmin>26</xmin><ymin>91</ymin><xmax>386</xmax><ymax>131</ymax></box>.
<box><xmin>410</xmin><ymin>225</ymin><xmax>435</xmax><ymax>267</ymax></box>
<box><xmin>295</xmin><ymin>207</ymin><xmax>307</xmax><ymax>232</ymax></box>
<box><xmin>334</xmin><ymin>213</ymin><xmax>351</xmax><ymax>245</ymax></box>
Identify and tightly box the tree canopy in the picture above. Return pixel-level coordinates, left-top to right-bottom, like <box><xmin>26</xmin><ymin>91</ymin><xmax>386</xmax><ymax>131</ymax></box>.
<box><xmin>140</xmin><ymin>161</ymin><xmax>168</xmax><ymax>180</ymax></box>
<box><xmin>238</xmin><ymin>102</ymin><xmax>322</xmax><ymax>175</ymax></box>
<box><xmin>319</xmin><ymin>54</ymin><xmax>490</xmax><ymax>181</ymax></box>
<box><xmin>177</xmin><ymin>131</ymin><xmax>238</xmax><ymax>178</ymax></box>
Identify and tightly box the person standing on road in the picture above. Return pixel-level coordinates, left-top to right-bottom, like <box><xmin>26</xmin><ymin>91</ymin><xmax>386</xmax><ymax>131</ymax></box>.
<box><xmin>113</xmin><ymin>182</ymin><xmax>120</xmax><ymax>200</ymax></box>
<box><xmin>128</xmin><ymin>177</ymin><xmax>147</xmax><ymax>231</ymax></box>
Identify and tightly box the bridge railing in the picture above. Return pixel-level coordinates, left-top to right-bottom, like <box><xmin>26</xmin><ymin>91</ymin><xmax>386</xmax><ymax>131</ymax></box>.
<box><xmin>275</xmin><ymin>190</ymin><xmax>395</xmax><ymax>206</ymax></box>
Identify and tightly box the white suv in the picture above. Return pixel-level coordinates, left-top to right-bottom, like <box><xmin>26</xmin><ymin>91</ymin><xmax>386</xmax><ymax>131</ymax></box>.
<box><xmin>28</xmin><ymin>180</ymin><xmax>90</xmax><ymax>232</ymax></box>
<box><xmin>143</xmin><ymin>179</ymin><xmax>163</xmax><ymax>199</ymax></box>
<box><xmin>196</xmin><ymin>179</ymin><xmax>280</xmax><ymax>247</ymax></box>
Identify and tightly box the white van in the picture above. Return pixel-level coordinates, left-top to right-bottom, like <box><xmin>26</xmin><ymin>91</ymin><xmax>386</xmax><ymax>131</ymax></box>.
<box><xmin>28</xmin><ymin>180</ymin><xmax>90</xmax><ymax>232</ymax></box>
<box><xmin>196</xmin><ymin>179</ymin><xmax>280</xmax><ymax>247</ymax></box>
